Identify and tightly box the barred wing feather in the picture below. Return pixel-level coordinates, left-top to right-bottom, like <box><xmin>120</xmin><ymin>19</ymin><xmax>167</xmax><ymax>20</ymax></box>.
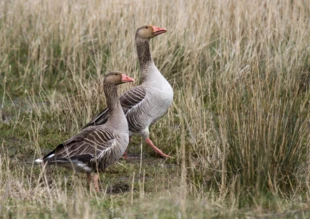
<box><xmin>43</xmin><ymin>127</ymin><xmax>116</xmax><ymax>164</ymax></box>
<box><xmin>83</xmin><ymin>86</ymin><xmax>146</xmax><ymax>128</ymax></box>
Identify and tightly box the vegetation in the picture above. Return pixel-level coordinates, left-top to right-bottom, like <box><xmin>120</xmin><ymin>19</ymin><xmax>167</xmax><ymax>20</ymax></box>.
<box><xmin>0</xmin><ymin>0</ymin><xmax>309</xmax><ymax>218</ymax></box>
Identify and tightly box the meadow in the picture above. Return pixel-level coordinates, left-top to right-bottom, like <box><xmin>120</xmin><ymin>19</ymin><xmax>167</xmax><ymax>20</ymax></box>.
<box><xmin>0</xmin><ymin>0</ymin><xmax>310</xmax><ymax>218</ymax></box>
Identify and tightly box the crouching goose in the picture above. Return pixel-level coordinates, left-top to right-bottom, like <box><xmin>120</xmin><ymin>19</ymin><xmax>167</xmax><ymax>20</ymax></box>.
<box><xmin>83</xmin><ymin>25</ymin><xmax>173</xmax><ymax>158</ymax></box>
<box><xmin>35</xmin><ymin>72</ymin><xmax>134</xmax><ymax>192</ymax></box>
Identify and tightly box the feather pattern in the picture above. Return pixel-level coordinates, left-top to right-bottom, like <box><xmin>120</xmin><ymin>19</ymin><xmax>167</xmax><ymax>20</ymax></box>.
<box><xmin>36</xmin><ymin>72</ymin><xmax>131</xmax><ymax>172</ymax></box>
<box><xmin>83</xmin><ymin>25</ymin><xmax>173</xmax><ymax>158</ymax></box>
<box><xmin>43</xmin><ymin>127</ymin><xmax>118</xmax><ymax>167</ymax></box>
<box><xmin>84</xmin><ymin>86</ymin><xmax>147</xmax><ymax>130</ymax></box>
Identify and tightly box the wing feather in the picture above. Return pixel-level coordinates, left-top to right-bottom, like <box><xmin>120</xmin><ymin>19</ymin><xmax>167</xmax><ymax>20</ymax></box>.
<box><xmin>44</xmin><ymin>127</ymin><xmax>116</xmax><ymax>164</ymax></box>
<box><xmin>83</xmin><ymin>86</ymin><xmax>146</xmax><ymax>128</ymax></box>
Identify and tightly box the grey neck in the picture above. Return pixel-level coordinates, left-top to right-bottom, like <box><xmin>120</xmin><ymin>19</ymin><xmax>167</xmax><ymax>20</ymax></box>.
<box><xmin>103</xmin><ymin>82</ymin><xmax>126</xmax><ymax>130</ymax></box>
<box><xmin>136</xmin><ymin>36</ymin><xmax>153</xmax><ymax>71</ymax></box>
<box><xmin>104</xmin><ymin>82</ymin><xmax>128</xmax><ymax>133</ymax></box>
<box><xmin>104</xmin><ymin>83</ymin><xmax>119</xmax><ymax>113</ymax></box>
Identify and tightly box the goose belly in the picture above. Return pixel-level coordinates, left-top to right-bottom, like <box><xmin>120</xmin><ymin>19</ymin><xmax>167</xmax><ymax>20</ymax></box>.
<box><xmin>127</xmin><ymin>86</ymin><xmax>173</xmax><ymax>134</ymax></box>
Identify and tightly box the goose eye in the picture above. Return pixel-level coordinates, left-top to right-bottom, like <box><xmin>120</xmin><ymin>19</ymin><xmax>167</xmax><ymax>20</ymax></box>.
<box><xmin>145</xmin><ymin>26</ymin><xmax>148</xmax><ymax>29</ymax></box>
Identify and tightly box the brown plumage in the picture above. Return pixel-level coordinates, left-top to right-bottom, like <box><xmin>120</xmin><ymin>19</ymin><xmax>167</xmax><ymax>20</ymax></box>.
<box><xmin>35</xmin><ymin>72</ymin><xmax>134</xmax><ymax>192</ymax></box>
<box><xmin>83</xmin><ymin>25</ymin><xmax>174</xmax><ymax>158</ymax></box>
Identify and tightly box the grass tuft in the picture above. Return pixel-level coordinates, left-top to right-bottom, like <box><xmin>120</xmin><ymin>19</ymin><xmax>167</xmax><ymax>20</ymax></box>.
<box><xmin>0</xmin><ymin>0</ymin><xmax>310</xmax><ymax>218</ymax></box>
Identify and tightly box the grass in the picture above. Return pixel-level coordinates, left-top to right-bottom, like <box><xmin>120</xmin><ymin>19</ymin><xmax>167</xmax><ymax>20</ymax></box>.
<box><xmin>1</xmin><ymin>0</ymin><xmax>310</xmax><ymax>218</ymax></box>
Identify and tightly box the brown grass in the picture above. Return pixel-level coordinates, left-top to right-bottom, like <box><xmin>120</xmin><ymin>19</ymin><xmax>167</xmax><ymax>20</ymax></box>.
<box><xmin>0</xmin><ymin>0</ymin><xmax>310</xmax><ymax>218</ymax></box>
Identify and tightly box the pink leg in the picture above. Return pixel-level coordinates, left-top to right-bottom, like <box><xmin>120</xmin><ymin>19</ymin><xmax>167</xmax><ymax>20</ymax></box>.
<box><xmin>93</xmin><ymin>173</ymin><xmax>100</xmax><ymax>192</ymax></box>
<box><xmin>122</xmin><ymin>136</ymin><xmax>132</xmax><ymax>159</ymax></box>
<box><xmin>122</xmin><ymin>150</ymin><xmax>129</xmax><ymax>159</ymax></box>
<box><xmin>145</xmin><ymin>138</ymin><xmax>172</xmax><ymax>158</ymax></box>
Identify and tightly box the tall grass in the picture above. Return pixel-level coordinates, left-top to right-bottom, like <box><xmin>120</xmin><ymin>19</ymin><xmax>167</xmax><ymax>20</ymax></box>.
<box><xmin>0</xmin><ymin>0</ymin><xmax>310</xmax><ymax>217</ymax></box>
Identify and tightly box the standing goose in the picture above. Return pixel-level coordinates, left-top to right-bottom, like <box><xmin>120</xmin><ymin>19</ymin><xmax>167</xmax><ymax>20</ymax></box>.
<box><xmin>84</xmin><ymin>25</ymin><xmax>173</xmax><ymax>158</ymax></box>
<box><xmin>35</xmin><ymin>72</ymin><xmax>134</xmax><ymax>192</ymax></box>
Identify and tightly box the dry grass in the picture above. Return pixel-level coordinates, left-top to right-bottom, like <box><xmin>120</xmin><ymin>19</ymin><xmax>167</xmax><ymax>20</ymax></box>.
<box><xmin>1</xmin><ymin>0</ymin><xmax>310</xmax><ymax>218</ymax></box>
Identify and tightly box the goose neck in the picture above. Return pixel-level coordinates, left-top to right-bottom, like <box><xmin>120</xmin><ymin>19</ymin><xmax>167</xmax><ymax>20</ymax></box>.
<box><xmin>136</xmin><ymin>37</ymin><xmax>153</xmax><ymax>70</ymax></box>
<box><xmin>104</xmin><ymin>83</ymin><xmax>122</xmax><ymax>117</ymax></box>
<box><xmin>104</xmin><ymin>83</ymin><xmax>127</xmax><ymax>130</ymax></box>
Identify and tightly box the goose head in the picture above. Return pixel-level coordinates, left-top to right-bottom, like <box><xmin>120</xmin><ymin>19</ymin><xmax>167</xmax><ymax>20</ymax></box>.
<box><xmin>104</xmin><ymin>72</ymin><xmax>135</xmax><ymax>85</ymax></box>
<box><xmin>136</xmin><ymin>25</ymin><xmax>167</xmax><ymax>40</ymax></box>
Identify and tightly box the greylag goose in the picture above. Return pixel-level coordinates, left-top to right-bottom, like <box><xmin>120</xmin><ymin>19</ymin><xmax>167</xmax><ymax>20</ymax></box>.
<box><xmin>35</xmin><ymin>72</ymin><xmax>134</xmax><ymax>192</ymax></box>
<box><xmin>84</xmin><ymin>25</ymin><xmax>173</xmax><ymax>158</ymax></box>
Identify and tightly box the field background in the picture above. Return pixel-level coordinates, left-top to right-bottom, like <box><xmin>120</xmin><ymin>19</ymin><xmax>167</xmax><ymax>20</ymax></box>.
<box><xmin>0</xmin><ymin>0</ymin><xmax>310</xmax><ymax>218</ymax></box>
